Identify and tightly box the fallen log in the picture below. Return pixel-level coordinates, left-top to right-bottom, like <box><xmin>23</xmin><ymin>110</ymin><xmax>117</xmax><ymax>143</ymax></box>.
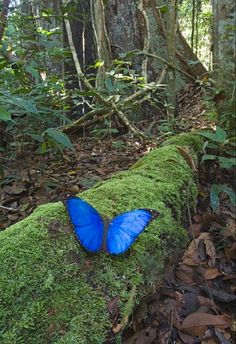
<box><xmin>0</xmin><ymin>133</ymin><xmax>202</xmax><ymax>343</ymax></box>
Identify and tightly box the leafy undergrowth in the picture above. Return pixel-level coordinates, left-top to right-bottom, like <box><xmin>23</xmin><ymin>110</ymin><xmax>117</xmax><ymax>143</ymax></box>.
<box><xmin>0</xmin><ymin>82</ymin><xmax>208</xmax><ymax>230</ymax></box>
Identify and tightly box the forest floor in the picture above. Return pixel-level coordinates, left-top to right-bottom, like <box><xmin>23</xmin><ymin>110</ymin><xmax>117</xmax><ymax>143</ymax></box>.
<box><xmin>0</xmin><ymin>83</ymin><xmax>235</xmax><ymax>344</ymax></box>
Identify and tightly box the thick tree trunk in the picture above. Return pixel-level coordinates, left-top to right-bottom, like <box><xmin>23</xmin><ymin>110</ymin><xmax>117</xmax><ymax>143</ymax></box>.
<box><xmin>0</xmin><ymin>133</ymin><xmax>202</xmax><ymax>343</ymax></box>
<box><xmin>212</xmin><ymin>0</ymin><xmax>235</xmax><ymax>127</ymax></box>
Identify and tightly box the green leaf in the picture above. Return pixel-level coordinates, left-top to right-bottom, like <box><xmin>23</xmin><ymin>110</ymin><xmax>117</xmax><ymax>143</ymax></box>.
<box><xmin>45</xmin><ymin>128</ymin><xmax>73</xmax><ymax>150</ymax></box>
<box><xmin>40</xmin><ymin>142</ymin><xmax>48</xmax><ymax>154</ymax></box>
<box><xmin>198</xmin><ymin>126</ymin><xmax>227</xmax><ymax>143</ymax></box>
<box><xmin>218</xmin><ymin>157</ymin><xmax>236</xmax><ymax>169</ymax></box>
<box><xmin>210</xmin><ymin>184</ymin><xmax>223</xmax><ymax>210</ymax></box>
<box><xmin>158</xmin><ymin>5</ymin><xmax>168</xmax><ymax>13</ymax></box>
<box><xmin>28</xmin><ymin>134</ymin><xmax>44</xmax><ymax>143</ymax></box>
<box><xmin>210</xmin><ymin>184</ymin><xmax>236</xmax><ymax>211</ymax></box>
<box><xmin>222</xmin><ymin>185</ymin><xmax>236</xmax><ymax>205</ymax></box>
<box><xmin>215</xmin><ymin>126</ymin><xmax>227</xmax><ymax>142</ymax></box>
<box><xmin>205</xmin><ymin>142</ymin><xmax>218</xmax><ymax>149</ymax></box>
<box><xmin>25</xmin><ymin>66</ymin><xmax>40</xmax><ymax>83</ymax></box>
<box><xmin>0</xmin><ymin>108</ymin><xmax>12</xmax><ymax>121</ymax></box>
<box><xmin>4</xmin><ymin>97</ymin><xmax>39</xmax><ymax>114</ymax></box>
<box><xmin>94</xmin><ymin>60</ymin><xmax>104</xmax><ymax>68</ymax></box>
<box><xmin>201</xmin><ymin>154</ymin><xmax>217</xmax><ymax>162</ymax></box>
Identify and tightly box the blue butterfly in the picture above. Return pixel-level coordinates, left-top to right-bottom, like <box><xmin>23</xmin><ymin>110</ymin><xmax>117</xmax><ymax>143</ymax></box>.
<box><xmin>65</xmin><ymin>197</ymin><xmax>159</xmax><ymax>255</ymax></box>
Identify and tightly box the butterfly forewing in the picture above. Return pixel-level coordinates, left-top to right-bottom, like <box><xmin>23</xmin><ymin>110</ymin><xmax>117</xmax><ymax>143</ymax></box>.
<box><xmin>106</xmin><ymin>209</ymin><xmax>157</xmax><ymax>254</ymax></box>
<box><xmin>66</xmin><ymin>197</ymin><xmax>104</xmax><ymax>252</ymax></box>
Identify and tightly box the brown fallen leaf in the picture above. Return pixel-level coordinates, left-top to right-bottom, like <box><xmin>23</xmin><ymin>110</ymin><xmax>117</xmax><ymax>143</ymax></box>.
<box><xmin>204</xmin><ymin>236</ymin><xmax>216</xmax><ymax>267</ymax></box>
<box><xmin>197</xmin><ymin>296</ymin><xmax>218</xmax><ymax>310</ymax></box>
<box><xmin>183</xmin><ymin>233</ymin><xmax>216</xmax><ymax>267</ymax></box>
<box><xmin>182</xmin><ymin>240</ymin><xmax>200</xmax><ymax>266</ymax></box>
<box><xmin>182</xmin><ymin>312</ymin><xmax>228</xmax><ymax>333</ymax></box>
<box><xmin>224</xmin><ymin>242</ymin><xmax>236</xmax><ymax>260</ymax></box>
<box><xmin>223</xmin><ymin>219</ymin><xmax>236</xmax><ymax>240</ymax></box>
<box><xmin>178</xmin><ymin>330</ymin><xmax>198</xmax><ymax>344</ymax></box>
<box><xmin>175</xmin><ymin>264</ymin><xmax>196</xmax><ymax>284</ymax></box>
<box><xmin>176</xmin><ymin>146</ymin><xmax>197</xmax><ymax>172</ymax></box>
<box><xmin>203</xmin><ymin>267</ymin><xmax>222</xmax><ymax>280</ymax></box>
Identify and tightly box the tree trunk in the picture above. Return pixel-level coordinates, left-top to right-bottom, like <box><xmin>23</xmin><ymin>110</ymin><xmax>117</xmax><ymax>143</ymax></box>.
<box><xmin>167</xmin><ymin>0</ymin><xmax>177</xmax><ymax>115</ymax></box>
<box><xmin>212</xmin><ymin>0</ymin><xmax>235</xmax><ymax>129</ymax></box>
<box><xmin>0</xmin><ymin>0</ymin><xmax>10</xmax><ymax>42</ymax></box>
<box><xmin>0</xmin><ymin>133</ymin><xmax>202</xmax><ymax>343</ymax></box>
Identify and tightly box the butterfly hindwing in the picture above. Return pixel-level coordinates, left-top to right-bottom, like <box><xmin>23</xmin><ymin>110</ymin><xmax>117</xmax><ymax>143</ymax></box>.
<box><xmin>66</xmin><ymin>197</ymin><xmax>104</xmax><ymax>252</ymax></box>
<box><xmin>106</xmin><ymin>209</ymin><xmax>158</xmax><ymax>255</ymax></box>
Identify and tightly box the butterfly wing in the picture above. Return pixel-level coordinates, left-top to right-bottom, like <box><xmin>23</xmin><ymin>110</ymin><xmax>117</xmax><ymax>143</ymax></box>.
<box><xmin>65</xmin><ymin>197</ymin><xmax>104</xmax><ymax>253</ymax></box>
<box><xmin>106</xmin><ymin>209</ymin><xmax>159</xmax><ymax>255</ymax></box>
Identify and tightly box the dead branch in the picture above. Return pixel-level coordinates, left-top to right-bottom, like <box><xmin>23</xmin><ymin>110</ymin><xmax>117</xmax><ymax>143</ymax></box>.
<box><xmin>62</xmin><ymin>81</ymin><xmax>163</xmax><ymax>134</ymax></box>
<box><xmin>140</xmin><ymin>51</ymin><xmax>196</xmax><ymax>80</ymax></box>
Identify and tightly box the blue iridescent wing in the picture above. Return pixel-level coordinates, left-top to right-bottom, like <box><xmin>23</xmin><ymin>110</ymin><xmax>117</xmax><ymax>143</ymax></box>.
<box><xmin>106</xmin><ymin>209</ymin><xmax>159</xmax><ymax>255</ymax></box>
<box><xmin>65</xmin><ymin>197</ymin><xmax>104</xmax><ymax>253</ymax></box>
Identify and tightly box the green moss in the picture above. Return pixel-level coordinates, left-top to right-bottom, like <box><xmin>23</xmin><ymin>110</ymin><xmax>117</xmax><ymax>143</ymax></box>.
<box><xmin>0</xmin><ymin>133</ymin><xmax>201</xmax><ymax>343</ymax></box>
<box><xmin>162</xmin><ymin>132</ymin><xmax>203</xmax><ymax>152</ymax></box>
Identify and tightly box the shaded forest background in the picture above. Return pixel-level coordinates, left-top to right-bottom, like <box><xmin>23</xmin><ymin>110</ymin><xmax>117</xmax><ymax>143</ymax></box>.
<box><xmin>0</xmin><ymin>0</ymin><xmax>235</xmax><ymax>148</ymax></box>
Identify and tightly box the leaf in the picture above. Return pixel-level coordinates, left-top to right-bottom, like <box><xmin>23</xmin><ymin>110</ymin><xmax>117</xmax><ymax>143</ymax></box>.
<box><xmin>5</xmin><ymin>97</ymin><xmax>39</xmax><ymax>114</ymax></box>
<box><xmin>40</xmin><ymin>142</ymin><xmax>48</xmax><ymax>154</ymax></box>
<box><xmin>182</xmin><ymin>312</ymin><xmax>228</xmax><ymax>329</ymax></box>
<box><xmin>0</xmin><ymin>108</ymin><xmax>12</xmax><ymax>121</ymax></box>
<box><xmin>28</xmin><ymin>133</ymin><xmax>44</xmax><ymax>143</ymax></box>
<box><xmin>198</xmin><ymin>126</ymin><xmax>227</xmax><ymax>143</ymax></box>
<box><xmin>94</xmin><ymin>60</ymin><xmax>104</xmax><ymax>68</ymax></box>
<box><xmin>201</xmin><ymin>154</ymin><xmax>217</xmax><ymax>162</ymax></box>
<box><xmin>210</xmin><ymin>184</ymin><xmax>236</xmax><ymax>210</ymax></box>
<box><xmin>210</xmin><ymin>184</ymin><xmax>222</xmax><ymax>210</ymax></box>
<box><xmin>218</xmin><ymin>157</ymin><xmax>236</xmax><ymax>169</ymax></box>
<box><xmin>206</xmin><ymin>142</ymin><xmax>219</xmax><ymax>149</ymax></box>
<box><xmin>25</xmin><ymin>65</ymin><xmax>40</xmax><ymax>83</ymax></box>
<box><xmin>177</xmin><ymin>146</ymin><xmax>197</xmax><ymax>171</ymax></box>
<box><xmin>221</xmin><ymin>185</ymin><xmax>236</xmax><ymax>205</ymax></box>
<box><xmin>158</xmin><ymin>5</ymin><xmax>168</xmax><ymax>13</ymax></box>
<box><xmin>215</xmin><ymin>126</ymin><xmax>227</xmax><ymax>142</ymax></box>
<box><xmin>45</xmin><ymin>128</ymin><xmax>74</xmax><ymax>150</ymax></box>
<box><xmin>203</xmin><ymin>267</ymin><xmax>221</xmax><ymax>280</ymax></box>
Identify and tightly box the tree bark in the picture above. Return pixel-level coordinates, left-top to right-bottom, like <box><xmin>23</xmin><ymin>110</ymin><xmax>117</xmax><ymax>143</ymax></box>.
<box><xmin>0</xmin><ymin>0</ymin><xmax>10</xmax><ymax>42</ymax></box>
<box><xmin>167</xmin><ymin>0</ymin><xmax>177</xmax><ymax>115</ymax></box>
<box><xmin>212</xmin><ymin>0</ymin><xmax>236</xmax><ymax>127</ymax></box>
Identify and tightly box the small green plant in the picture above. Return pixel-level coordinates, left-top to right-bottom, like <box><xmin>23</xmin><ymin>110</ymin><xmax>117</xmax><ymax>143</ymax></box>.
<box><xmin>198</xmin><ymin>126</ymin><xmax>236</xmax><ymax>211</ymax></box>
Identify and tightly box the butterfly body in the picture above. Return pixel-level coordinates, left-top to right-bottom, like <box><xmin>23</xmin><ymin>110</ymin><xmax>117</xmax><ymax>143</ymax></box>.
<box><xmin>65</xmin><ymin>197</ymin><xmax>159</xmax><ymax>255</ymax></box>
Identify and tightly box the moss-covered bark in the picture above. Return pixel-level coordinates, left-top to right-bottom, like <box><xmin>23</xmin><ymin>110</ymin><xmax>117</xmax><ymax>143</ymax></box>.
<box><xmin>0</xmin><ymin>133</ymin><xmax>202</xmax><ymax>343</ymax></box>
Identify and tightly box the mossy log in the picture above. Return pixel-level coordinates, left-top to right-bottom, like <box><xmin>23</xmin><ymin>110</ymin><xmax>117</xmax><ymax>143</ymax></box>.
<box><xmin>0</xmin><ymin>134</ymin><xmax>202</xmax><ymax>343</ymax></box>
